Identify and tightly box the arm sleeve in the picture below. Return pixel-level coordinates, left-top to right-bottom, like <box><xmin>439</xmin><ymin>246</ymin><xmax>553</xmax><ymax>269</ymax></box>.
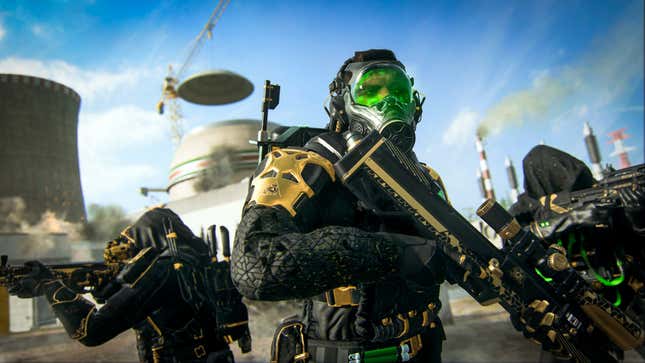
<box><xmin>231</xmin><ymin>205</ymin><xmax>400</xmax><ymax>300</ymax></box>
<box><xmin>43</xmin><ymin>258</ymin><xmax>171</xmax><ymax>346</ymax></box>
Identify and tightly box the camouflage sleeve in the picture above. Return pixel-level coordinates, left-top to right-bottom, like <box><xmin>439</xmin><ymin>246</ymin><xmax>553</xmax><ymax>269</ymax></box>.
<box><xmin>231</xmin><ymin>205</ymin><xmax>400</xmax><ymax>301</ymax></box>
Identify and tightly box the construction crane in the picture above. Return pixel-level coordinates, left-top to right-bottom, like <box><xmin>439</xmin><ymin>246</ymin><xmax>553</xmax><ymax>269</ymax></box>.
<box><xmin>157</xmin><ymin>0</ymin><xmax>232</xmax><ymax>146</ymax></box>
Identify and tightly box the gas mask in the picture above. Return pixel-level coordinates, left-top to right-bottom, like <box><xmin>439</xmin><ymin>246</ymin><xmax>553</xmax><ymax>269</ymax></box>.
<box><xmin>328</xmin><ymin>50</ymin><xmax>424</xmax><ymax>154</ymax></box>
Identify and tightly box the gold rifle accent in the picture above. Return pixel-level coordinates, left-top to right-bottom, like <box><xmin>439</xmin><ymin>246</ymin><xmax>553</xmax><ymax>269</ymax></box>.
<box><xmin>363</xmin><ymin>158</ymin><xmax>462</xmax><ymax>251</ymax></box>
<box><xmin>341</xmin><ymin>139</ymin><xmax>384</xmax><ymax>182</ymax></box>
<box><xmin>580</xmin><ymin>304</ymin><xmax>645</xmax><ymax>350</ymax></box>
<box><xmin>498</xmin><ymin>219</ymin><xmax>521</xmax><ymax>239</ymax></box>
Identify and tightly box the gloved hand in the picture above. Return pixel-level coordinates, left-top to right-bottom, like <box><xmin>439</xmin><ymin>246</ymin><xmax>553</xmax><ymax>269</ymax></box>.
<box><xmin>378</xmin><ymin>232</ymin><xmax>444</xmax><ymax>287</ymax></box>
<box><xmin>510</xmin><ymin>300</ymin><xmax>569</xmax><ymax>358</ymax></box>
<box><xmin>7</xmin><ymin>260</ymin><xmax>57</xmax><ymax>298</ymax></box>
<box><xmin>618</xmin><ymin>187</ymin><xmax>645</xmax><ymax>232</ymax></box>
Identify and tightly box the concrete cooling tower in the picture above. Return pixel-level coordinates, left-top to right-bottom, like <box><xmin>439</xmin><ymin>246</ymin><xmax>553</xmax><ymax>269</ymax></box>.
<box><xmin>0</xmin><ymin>74</ymin><xmax>86</xmax><ymax>225</ymax></box>
<box><xmin>168</xmin><ymin>119</ymin><xmax>268</xmax><ymax>201</ymax></box>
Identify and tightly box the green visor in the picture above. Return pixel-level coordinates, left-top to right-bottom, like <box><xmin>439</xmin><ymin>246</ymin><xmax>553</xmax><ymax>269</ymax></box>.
<box><xmin>351</xmin><ymin>65</ymin><xmax>412</xmax><ymax>107</ymax></box>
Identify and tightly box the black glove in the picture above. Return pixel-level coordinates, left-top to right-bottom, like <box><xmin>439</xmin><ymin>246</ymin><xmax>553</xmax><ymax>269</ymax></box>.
<box><xmin>7</xmin><ymin>260</ymin><xmax>57</xmax><ymax>298</ymax></box>
<box><xmin>618</xmin><ymin>187</ymin><xmax>645</xmax><ymax>232</ymax></box>
<box><xmin>379</xmin><ymin>233</ymin><xmax>444</xmax><ymax>288</ymax></box>
<box><xmin>510</xmin><ymin>300</ymin><xmax>569</xmax><ymax>358</ymax></box>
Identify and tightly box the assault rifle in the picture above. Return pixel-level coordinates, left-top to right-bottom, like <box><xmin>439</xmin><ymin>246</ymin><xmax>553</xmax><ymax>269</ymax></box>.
<box><xmin>0</xmin><ymin>255</ymin><xmax>119</xmax><ymax>294</ymax></box>
<box><xmin>533</xmin><ymin>163</ymin><xmax>644</xmax><ymax>216</ymax></box>
<box><xmin>334</xmin><ymin>131</ymin><xmax>644</xmax><ymax>363</ymax></box>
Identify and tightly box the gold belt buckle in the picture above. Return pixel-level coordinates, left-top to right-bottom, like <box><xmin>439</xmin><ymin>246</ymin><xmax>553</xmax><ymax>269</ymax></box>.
<box><xmin>194</xmin><ymin>345</ymin><xmax>206</xmax><ymax>358</ymax></box>
<box><xmin>324</xmin><ymin>286</ymin><xmax>359</xmax><ymax>307</ymax></box>
<box><xmin>400</xmin><ymin>334</ymin><xmax>423</xmax><ymax>359</ymax></box>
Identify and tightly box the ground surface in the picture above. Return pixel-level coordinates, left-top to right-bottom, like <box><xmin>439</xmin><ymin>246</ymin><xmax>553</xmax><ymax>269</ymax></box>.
<box><xmin>1</xmin><ymin>297</ymin><xmax>643</xmax><ymax>363</ymax></box>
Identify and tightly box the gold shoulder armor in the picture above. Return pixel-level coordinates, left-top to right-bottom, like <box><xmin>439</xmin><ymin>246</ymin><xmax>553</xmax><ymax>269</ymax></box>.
<box><xmin>249</xmin><ymin>148</ymin><xmax>335</xmax><ymax>216</ymax></box>
<box><xmin>421</xmin><ymin>164</ymin><xmax>450</xmax><ymax>204</ymax></box>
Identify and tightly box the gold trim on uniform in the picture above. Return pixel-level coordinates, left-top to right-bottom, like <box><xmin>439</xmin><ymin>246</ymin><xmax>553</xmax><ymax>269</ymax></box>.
<box><xmin>51</xmin><ymin>285</ymin><xmax>81</xmax><ymax>305</ymax></box>
<box><xmin>71</xmin><ymin>306</ymin><xmax>96</xmax><ymax>340</ymax></box>
<box><xmin>131</xmin><ymin>254</ymin><xmax>162</xmax><ymax>288</ymax></box>
<box><xmin>250</xmin><ymin>149</ymin><xmax>335</xmax><ymax>216</ymax></box>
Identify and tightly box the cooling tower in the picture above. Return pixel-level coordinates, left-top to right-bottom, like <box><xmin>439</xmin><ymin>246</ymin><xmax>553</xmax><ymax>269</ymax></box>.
<box><xmin>168</xmin><ymin>119</ymin><xmax>275</xmax><ymax>201</ymax></box>
<box><xmin>0</xmin><ymin>74</ymin><xmax>86</xmax><ymax>225</ymax></box>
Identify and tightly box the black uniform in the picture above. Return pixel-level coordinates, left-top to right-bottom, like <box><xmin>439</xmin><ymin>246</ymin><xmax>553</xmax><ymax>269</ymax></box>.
<box><xmin>233</xmin><ymin>132</ymin><xmax>449</xmax><ymax>363</ymax></box>
<box><xmin>17</xmin><ymin>208</ymin><xmax>235</xmax><ymax>363</ymax></box>
<box><xmin>509</xmin><ymin>145</ymin><xmax>645</xmax><ymax>361</ymax></box>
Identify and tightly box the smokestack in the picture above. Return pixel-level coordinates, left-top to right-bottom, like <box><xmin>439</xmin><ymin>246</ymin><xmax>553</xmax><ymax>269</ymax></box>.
<box><xmin>505</xmin><ymin>156</ymin><xmax>519</xmax><ymax>204</ymax></box>
<box><xmin>583</xmin><ymin>122</ymin><xmax>603</xmax><ymax>180</ymax></box>
<box><xmin>475</xmin><ymin>134</ymin><xmax>496</xmax><ymax>200</ymax></box>
<box><xmin>476</xmin><ymin>170</ymin><xmax>486</xmax><ymax>200</ymax></box>
<box><xmin>608</xmin><ymin>128</ymin><xmax>635</xmax><ymax>169</ymax></box>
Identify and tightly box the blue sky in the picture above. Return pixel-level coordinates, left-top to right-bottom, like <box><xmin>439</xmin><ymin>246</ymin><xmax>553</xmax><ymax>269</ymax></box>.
<box><xmin>0</xmin><ymin>0</ymin><xmax>643</xmax><ymax>216</ymax></box>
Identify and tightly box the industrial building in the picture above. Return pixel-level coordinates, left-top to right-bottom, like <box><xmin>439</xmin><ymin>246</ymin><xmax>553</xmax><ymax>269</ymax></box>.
<box><xmin>0</xmin><ymin>74</ymin><xmax>86</xmax><ymax>335</ymax></box>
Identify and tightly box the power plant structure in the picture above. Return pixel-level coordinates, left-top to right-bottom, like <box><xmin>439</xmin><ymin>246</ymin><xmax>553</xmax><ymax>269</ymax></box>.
<box><xmin>167</xmin><ymin>119</ymin><xmax>265</xmax><ymax>201</ymax></box>
<box><xmin>608</xmin><ymin>128</ymin><xmax>635</xmax><ymax>169</ymax></box>
<box><xmin>159</xmin><ymin>119</ymin><xmax>279</xmax><ymax>243</ymax></box>
<box><xmin>0</xmin><ymin>74</ymin><xmax>86</xmax><ymax>225</ymax></box>
<box><xmin>475</xmin><ymin>134</ymin><xmax>496</xmax><ymax>200</ymax></box>
<box><xmin>583</xmin><ymin>122</ymin><xmax>604</xmax><ymax>180</ymax></box>
<box><xmin>505</xmin><ymin>156</ymin><xmax>519</xmax><ymax>204</ymax></box>
<box><xmin>0</xmin><ymin>74</ymin><xmax>86</xmax><ymax>335</ymax></box>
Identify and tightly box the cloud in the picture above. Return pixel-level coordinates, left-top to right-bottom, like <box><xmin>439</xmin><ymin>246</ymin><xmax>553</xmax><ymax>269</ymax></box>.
<box><xmin>0</xmin><ymin>57</ymin><xmax>153</xmax><ymax>102</ymax></box>
<box><xmin>442</xmin><ymin>109</ymin><xmax>479</xmax><ymax>146</ymax></box>
<box><xmin>78</xmin><ymin>105</ymin><xmax>170</xmax><ymax>199</ymax></box>
<box><xmin>477</xmin><ymin>4</ymin><xmax>644</xmax><ymax>139</ymax></box>
<box><xmin>0</xmin><ymin>20</ymin><xmax>5</xmax><ymax>41</ymax></box>
<box><xmin>31</xmin><ymin>24</ymin><xmax>45</xmax><ymax>37</ymax></box>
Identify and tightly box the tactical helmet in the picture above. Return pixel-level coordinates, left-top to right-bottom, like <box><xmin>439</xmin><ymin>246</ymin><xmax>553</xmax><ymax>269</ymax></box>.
<box><xmin>327</xmin><ymin>49</ymin><xmax>425</xmax><ymax>153</ymax></box>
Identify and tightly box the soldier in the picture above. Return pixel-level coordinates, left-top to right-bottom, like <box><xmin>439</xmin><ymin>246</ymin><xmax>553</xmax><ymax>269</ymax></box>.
<box><xmin>7</xmin><ymin>208</ymin><xmax>247</xmax><ymax>363</ymax></box>
<box><xmin>232</xmin><ymin>49</ymin><xmax>454</xmax><ymax>363</ymax></box>
<box><xmin>509</xmin><ymin>145</ymin><xmax>645</xmax><ymax>361</ymax></box>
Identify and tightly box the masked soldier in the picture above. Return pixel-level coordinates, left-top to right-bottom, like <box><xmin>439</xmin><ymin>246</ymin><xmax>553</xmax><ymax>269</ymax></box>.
<box><xmin>232</xmin><ymin>49</ymin><xmax>453</xmax><ymax>363</ymax></box>
<box><xmin>8</xmin><ymin>208</ymin><xmax>248</xmax><ymax>363</ymax></box>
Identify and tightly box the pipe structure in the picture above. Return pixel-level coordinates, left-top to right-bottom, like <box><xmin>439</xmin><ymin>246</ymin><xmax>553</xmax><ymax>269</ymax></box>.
<box><xmin>476</xmin><ymin>170</ymin><xmax>486</xmax><ymax>200</ymax></box>
<box><xmin>583</xmin><ymin>122</ymin><xmax>603</xmax><ymax>180</ymax></box>
<box><xmin>475</xmin><ymin>134</ymin><xmax>496</xmax><ymax>200</ymax></box>
<box><xmin>505</xmin><ymin>156</ymin><xmax>519</xmax><ymax>204</ymax></box>
<box><xmin>608</xmin><ymin>128</ymin><xmax>634</xmax><ymax>169</ymax></box>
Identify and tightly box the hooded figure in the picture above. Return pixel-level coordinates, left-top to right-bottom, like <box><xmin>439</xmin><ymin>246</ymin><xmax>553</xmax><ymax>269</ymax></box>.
<box><xmin>8</xmin><ymin>208</ymin><xmax>236</xmax><ymax>363</ymax></box>
<box><xmin>510</xmin><ymin>145</ymin><xmax>595</xmax><ymax>225</ymax></box>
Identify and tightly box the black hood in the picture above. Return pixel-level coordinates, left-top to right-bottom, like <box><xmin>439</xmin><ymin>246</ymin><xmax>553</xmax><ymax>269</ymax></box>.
<box><xmin>522</xmin><ymin>145</ymin><xmax>595</xmax><ymax>198</ymax></box>
<box><xmin>126</xmin><ymin>208</ymin><xmax>208</xmax><ymax>256</ymax></box>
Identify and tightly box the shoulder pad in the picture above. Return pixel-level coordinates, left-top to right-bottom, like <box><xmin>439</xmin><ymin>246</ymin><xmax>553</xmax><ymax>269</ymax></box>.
<box><xmin>248</xmin><ymin>148</ymin><xmax>335</xmax><ymax>216</ymax></box>
<box><xmin>420</xmin><ymin>163</ymin><xmax>450</xmax><ymax>204</ymax></box>
<box><xmin>303</xmin><ymin>132</ymin><xmax>347</xmax><ymax>163</ymax></box>
<box><xmin>118</xmin><ymin>247</ymin><xmax>164</xmax><ymax>287</ymax></box>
